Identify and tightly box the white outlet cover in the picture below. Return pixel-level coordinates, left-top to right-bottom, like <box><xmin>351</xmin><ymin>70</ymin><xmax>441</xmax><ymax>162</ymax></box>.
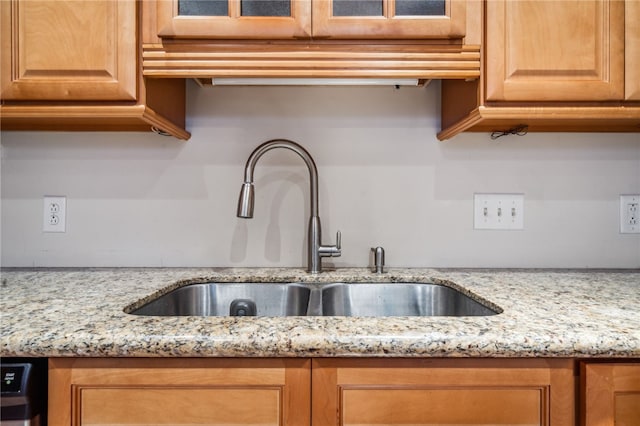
<box><xmin>474</xmin><ymin>193</ymin><xmax>524</xmax><ymax>230</ymax></box>
<box><xmin>43</xmin><ymin>196</ymin><xmax>66</xmax><ymax>233</ymax></box>
<box><xmin>620</xmin><ymin>194</ymin><xmax>640</xmax><ymax>234</ymax></box>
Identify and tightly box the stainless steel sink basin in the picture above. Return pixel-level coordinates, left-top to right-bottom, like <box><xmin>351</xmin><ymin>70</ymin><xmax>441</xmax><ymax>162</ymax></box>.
<box><xmin>129</xmin><ymin>283</ymin><xmax>311</xmax><ymax>317</ymax></box>
<box><xmin>128</xmin><ymin>282</ymin><xmax>500</xmax><ymax>317</ymax></box>
<box><xmin>319</xmin><ymin>283</ymin><xmax>499</xmax><ymax>316</ymax></box>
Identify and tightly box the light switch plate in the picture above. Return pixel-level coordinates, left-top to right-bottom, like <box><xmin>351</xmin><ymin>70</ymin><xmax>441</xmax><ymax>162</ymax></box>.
<box><xmin>620</xmin><ymin>194</ymin><xmax>640</xmax><ymax>234</ymax></box>
<box><xmin>474</xmin><ymin>193</ymin><xmax>524</xmax><ymax>230</ymax></box>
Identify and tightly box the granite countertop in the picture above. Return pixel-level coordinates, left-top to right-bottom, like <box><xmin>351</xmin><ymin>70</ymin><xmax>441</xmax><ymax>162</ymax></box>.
<box><xmin>1</xmin><ymin>268</ymin><xmax>639</xmax><ymax>358</ymax></box>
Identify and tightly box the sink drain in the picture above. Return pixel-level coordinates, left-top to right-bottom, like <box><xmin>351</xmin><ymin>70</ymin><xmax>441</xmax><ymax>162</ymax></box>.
<box><xmin>229</xmin><ymin>299</ymin><xmax>257</xmax><ymax>316</ymax></box>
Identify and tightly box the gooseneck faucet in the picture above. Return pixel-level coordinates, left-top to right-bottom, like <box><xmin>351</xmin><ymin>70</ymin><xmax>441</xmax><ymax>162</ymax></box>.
<box><xmin>237</xmin><ymin>139</ymin><xmax>341</xmax><ymax>274</ymax></box>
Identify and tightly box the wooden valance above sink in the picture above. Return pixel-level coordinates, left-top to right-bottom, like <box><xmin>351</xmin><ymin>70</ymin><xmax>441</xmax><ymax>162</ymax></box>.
<box><xmin>141</xmin><ymin>0</ymin><xmax>481</xmax><ymax>81</ymax></box>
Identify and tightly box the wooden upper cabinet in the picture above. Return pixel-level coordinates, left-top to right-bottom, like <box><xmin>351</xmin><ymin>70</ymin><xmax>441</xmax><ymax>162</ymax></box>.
<box><xmin>581</xmin><ymin>363</ymin><xmax>640</xmax><ymax>426</ymax></box>
<box><xmin>0</xmin><ymin>0</ymin><xmax>137</xmax><ymax>101</ymax></box>
<box><xmin>486</xmin><ymin>0</ymin><xmax>625</xmax><ymax>102</ymax></box>
<box><xmin>438</xmin><ymin>0</ymin><xmax>640</xmax><ymax>140</ymax></box>
<box><xmin>152</xmin><ymin>0</ymin><xmax>465</xmax><ymax>40</ymax></box>
<box><xmin>312</xmin><ymin>0</ymin><xmax>466</xmax><ymax>39</ymax></box>
<box><xmin>1</xmin><ymin>0</ymin><xmax>189</xmax><ymax>140</ymax></box>
<box><xmin>626</xmin><ymin>0</ymin><xmax>640</xmax><ymax>100</ymax></box>
<box><xmin>154</xmin><ymin>0</ymin><xmax>312</xmax><ymax>39</ymax></box>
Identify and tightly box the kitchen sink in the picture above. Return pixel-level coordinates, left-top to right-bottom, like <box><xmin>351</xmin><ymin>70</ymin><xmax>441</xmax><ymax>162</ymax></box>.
<box><xmin>128</xmin><ymin>282</ymin><xmax>500</xmax><ymax>317</ymax></box>
<box><xmin>129</xmin><ymin>283</ymin><xmax>311</xmax><ymax>317</ymax></box>
<box><xmin>319</xmin><ymin>283</ymin><xmax>499</xmax><ymax>317</ymax></box>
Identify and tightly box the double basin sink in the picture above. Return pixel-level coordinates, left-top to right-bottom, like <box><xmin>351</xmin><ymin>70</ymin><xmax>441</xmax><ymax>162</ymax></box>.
<box><xmin>128</xmin><ymin>282</ymin><xmax>500</xmax><ymax>317</ymax></box>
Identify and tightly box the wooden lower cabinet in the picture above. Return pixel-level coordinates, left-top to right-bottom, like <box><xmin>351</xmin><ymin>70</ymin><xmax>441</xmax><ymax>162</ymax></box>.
<box><xmin>312</xmin><ymin>358</ymin><xmax>576</xmax><ymax>426</ymax></box>
<box><xmin>49</xmin><ymin>357</ymin><xmax>586</xmax><ymax>426</ymax></box>
<box><xmin>581</xmin><ymin>362</ymin><xmax>640</xmax><ymax>426</ymax></box>
<box><xmin>48</xmin><ymin>358</ymin><xmax>311</xmax><ymax>426</ymax></box>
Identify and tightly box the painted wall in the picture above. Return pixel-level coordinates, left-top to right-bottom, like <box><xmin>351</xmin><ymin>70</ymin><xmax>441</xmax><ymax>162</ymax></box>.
<box><xmin>1</xmin><ymin>81</ymin><xmax>639</xmax><ymax>268</ymax></box>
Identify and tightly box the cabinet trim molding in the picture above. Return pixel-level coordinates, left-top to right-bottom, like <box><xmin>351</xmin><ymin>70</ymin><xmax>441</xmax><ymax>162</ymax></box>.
<box><xmin>142</xmin><ymin>43</ymin><xmax>481</xmax><ymax>79</ymax></box>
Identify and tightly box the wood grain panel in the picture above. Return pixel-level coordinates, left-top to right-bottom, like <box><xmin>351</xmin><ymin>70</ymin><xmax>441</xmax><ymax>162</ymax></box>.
<box><xmin>312</xmin><ymin>358</ymin><xmax>575</xmax><ymax>426</ymax></box>
<box><xmin>1</xmin><ymin>0</ymin><xmax>137</xmax><ymax>101</ymax></box>
<box><xmin>582</xmin><ymin>362</ymin><xmax>640</xmax><ymax>426</ymax></box>
<box><xmin>49</xmin><ymin>358</ymin><xmax>311</xmax><ymax>426</ymax></box>
<box><xmin>626</xmin><ymin>0</ymin><xmax>640</xmax><ymax>100</ymax></box>
<box><xmin>485</xmin><ymin>0</ymin><xmax>625</xmax><ymax>101</ymax></box>
<box><xmin>142</xmin><ymin>43</ymin><xmax>480</xmax><ymax>79</ymax></box>
<box><xmin>341</xmin><ymin>387</ymin><xmax>543</xmax><ymax>426</ymax></box>
<box><xmin>615</xmin><ymin>392</ymin><xmax>640</xmax><ymax>426</ymax></box>
<box><xmin>79</xmin><ymin>387</ymin><xmax>281</xmax><ymax>426</ymax></box>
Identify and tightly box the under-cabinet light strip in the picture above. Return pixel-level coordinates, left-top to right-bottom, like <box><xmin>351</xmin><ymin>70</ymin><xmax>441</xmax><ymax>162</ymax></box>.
<box><xmin>211</xmin><ymin>78</ymin><xmax>420</xmax><ymax>86</ymax></box>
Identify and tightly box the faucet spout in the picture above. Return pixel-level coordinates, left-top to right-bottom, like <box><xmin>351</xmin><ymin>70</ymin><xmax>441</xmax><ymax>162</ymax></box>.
<box><xmin>237</xmin><ymin>139</ymin><xmax>341</xmax><ymax>273</ymax></box>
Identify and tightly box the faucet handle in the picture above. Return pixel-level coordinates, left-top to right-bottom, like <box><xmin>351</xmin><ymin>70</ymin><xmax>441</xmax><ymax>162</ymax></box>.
<box><xmin>319</xmin><ymin>230</ymin><xmax>342</xmax><ymax>258</ymax></box>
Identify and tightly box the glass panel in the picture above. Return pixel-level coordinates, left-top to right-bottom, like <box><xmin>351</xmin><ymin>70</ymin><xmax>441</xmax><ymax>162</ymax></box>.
<box><xmin>333</xmin><ymin>0</ymin><xmax>383</xmax><ymax>16</ymax></box>
<box><xmin>178</xmin><ymin>0</ymin><xmax>229</xmax><ymax>16</ymax></box>
<box><xmin>395</xmin><ymin>0</ymin><xmax>446</xmax><ymax>16</ymax></box>
<box><xmin>241</xmin><ymin>0</ymin><xmax>291</xmax><ymax>16</ymax></box>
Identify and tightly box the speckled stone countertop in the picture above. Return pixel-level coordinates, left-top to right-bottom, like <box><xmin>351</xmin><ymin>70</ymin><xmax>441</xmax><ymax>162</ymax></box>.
<box><xmin>1</xmin><ymin>268</ymin><xmax>638</xmax><ymax>358</ymax></box>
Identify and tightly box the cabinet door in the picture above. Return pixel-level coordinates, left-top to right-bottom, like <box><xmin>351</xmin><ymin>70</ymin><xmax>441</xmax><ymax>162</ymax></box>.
<box><xmin>582</xmin><ymin>363</ymin><xmax>640</xmax><ymax>426</ymax></box>
<box><xmin>312</xmin><ymin>358</ymin><xmax>575</xmax><ymax>426</ymax></box>
<box><xmin>49</xmin><ymin>358</ymin><xmax>311</xmax><ymax>426</ymax></box>
<box><xmin>486</xmin><ymin>0</ymin><xmax>625</xmax><ymax>101</ymax></box>
<box><xmin>0</xmin><ymin>0</ymin><xmax>137</xmax><ymax>101</ymax></box>
<box><xmin>312</xmin><ymin>0</ymin><xmax>465</xmax><ymax>39</ymax></box>
<box><xmin>626</xmin><ymin>0</ymin><xmax>640</xmax><ymax>100</ymax></box>
<box><xmin>154</xmin><ymin>0</ymin><xmax>311</xmax><ymax>39</ymax></box>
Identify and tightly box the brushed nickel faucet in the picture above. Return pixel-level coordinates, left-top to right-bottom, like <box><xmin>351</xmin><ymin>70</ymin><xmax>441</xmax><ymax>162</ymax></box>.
<box><xmin>237</xmin><ymin>139</ymin><xmax>341</xmax><ymax>273</ymax></box>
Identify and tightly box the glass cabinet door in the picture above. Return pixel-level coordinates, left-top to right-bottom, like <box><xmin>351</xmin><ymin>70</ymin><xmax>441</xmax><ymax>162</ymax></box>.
<box><xmin>155</xmin><ymin>0</ymin><xmax>311</xmax><ymax>39</ymax></box>
<box><xmin>312</xmin><ymin>0</ymin><xmax>466</xmax><ymax>39</ymax></box>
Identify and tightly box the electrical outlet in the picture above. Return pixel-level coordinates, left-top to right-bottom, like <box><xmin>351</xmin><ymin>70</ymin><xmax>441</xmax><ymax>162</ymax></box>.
<box><xmin>43</xmin><ymin>196</ymin><xmax>66</xmax><ymax>233</ymax></box>
<box><xmin>474</xmin><ymin>193</ymin><xmax>524</xmax><ymax>230</ymax></box>
<box><xmin>620</xmin><ymin>195</ymin><xmax>640</xmax><ymax>234</ymax></box>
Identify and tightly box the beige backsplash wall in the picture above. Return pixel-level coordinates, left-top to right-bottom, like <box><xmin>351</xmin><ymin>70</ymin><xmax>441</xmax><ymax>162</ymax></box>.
<box><xmin>1</xmin><ymin>81</ymin><xmax>639</xmax><ymax>268</ymax></box>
